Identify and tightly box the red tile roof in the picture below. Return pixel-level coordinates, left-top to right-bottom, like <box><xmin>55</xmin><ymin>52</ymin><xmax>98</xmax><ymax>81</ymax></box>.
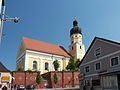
<box><xmin>22</xmin><ymin>37</ymin><xmax>71</xmax><ymax>57</ymax></box>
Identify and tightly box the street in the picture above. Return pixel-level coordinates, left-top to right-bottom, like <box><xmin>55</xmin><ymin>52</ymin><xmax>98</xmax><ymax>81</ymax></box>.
<box><xmin>34</xmin><ymin>88</ymin><xmax>80</xmax><ymax>90</ymax></box>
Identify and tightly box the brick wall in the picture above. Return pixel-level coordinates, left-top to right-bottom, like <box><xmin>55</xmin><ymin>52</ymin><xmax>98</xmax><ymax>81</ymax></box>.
<box><xmin>42</xmin><ymin>71</ymin><xmax>79</xmax><ymax>88</ymax></box>
<box><xmin>12</xmin><ymin>72</ymin><xmax>45</xmax><ymax>88</ymax></box>
<box><xmin>12</xmin><ymin>71</ymin><xmax>79</xmax><ymax>88</ymax></box>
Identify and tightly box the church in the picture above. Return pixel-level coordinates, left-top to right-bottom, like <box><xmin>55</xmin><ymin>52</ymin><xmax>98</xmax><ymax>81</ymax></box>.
<box><xmin>16</xmin><ymin>20</ymin><xmax>85</xmax><ymax>74</ymax></box>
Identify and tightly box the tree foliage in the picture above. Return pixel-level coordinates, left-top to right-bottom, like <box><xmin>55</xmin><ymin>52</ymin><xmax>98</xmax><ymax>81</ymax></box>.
<box><xmin>75</xmin><ymin>59</ymin><xmax>81</xmax><ymax>68</ymax></box>
<box><xmin>17</xmin><ymin>68</ymin><xmax>24</xmax><ymax>72</ymax></box>
<box><xmin>66</xmin><ymin>58</ymin><xmax>80</xmax><ymax>71</ymax></box>
<box><xmin>53</xmin><ymin>72</ymin><xmax>58</xmax><ymax>84</ymax></box>
<box><xmin>26</xmin><ymin>69</ymin><xmax>33</xmax><ymax>72</ymax></box>
<box><xmin>53</xmin><ymin>60</ymin><xmax>60</xmax><ymax>71</ymax></box>
<box><xmin>36</xmin><ymin>71</ymin><xmax>41</xmax><ymax>84</ymax></box>
<box><xmin>66</xmin><ymin>58</ymin><xmax>75</xmax><ymax>71</ymax></box>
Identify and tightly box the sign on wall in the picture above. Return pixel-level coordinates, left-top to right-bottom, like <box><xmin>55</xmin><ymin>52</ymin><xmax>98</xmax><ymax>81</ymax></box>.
<box><xmin>1</xmin><ymin>76</ymin><xmax>10</xmax><ymax>82</ymax></box>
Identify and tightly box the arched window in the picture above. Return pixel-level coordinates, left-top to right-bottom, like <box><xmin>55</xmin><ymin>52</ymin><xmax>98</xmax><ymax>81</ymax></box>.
<box><xmin>71</xmin><ymin>41</ymin><xmax>74</xmax><ymax>44</ymax></box>
<box><xmin>72</xmin><ymin>46</ymin><xmax>74</xmax><ymax>50</ymax></box>
<box><xmin>33</xmin><ymin>61</ymin><xmax>37</xmax><ymax>70</ymax></box>
<box><xmin>45</xmin><ymin>62</ymin><xmax>49</xmax><ymax>70</ymax></box>
<box><xmin>80</xmin><ymin>46</ymin><xmax>81</xmax><ymax>49</ymax></box>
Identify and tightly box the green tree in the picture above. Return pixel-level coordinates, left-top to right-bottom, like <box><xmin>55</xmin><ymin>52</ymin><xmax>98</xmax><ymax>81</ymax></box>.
<box><xmin>53</xmin><ymin>72</ymin><xmax>58</xmax><ymax>87</ymax></box>
<box><xmin>53</xmin><ymin>60</ymin><xmax>59</xmax><ymax>88</ymax></box>
<box><xmin>26</xmin><ymin>69</ymin><xmax>33</xmax><ymax>72</ymax></box>
<box><xmin>66</xmin><ymin>58</ymin><xmax>80</xmax><ymax>71</ymax></box>
<box><xmin>17</xmin><ymin>68</ymin><xmax>24</xmax><ymax>71</ymax></box>
<box><xmin>53</xmin><ymin>60</ymin><xmax>60</xmax><ymax>71</ymax></box>
<box><xmin>75</xmin><ymin>59</ymin><xmax>81</xmax><ymax>68</ymax></box>
<box><xmin>66</xmin><ymin>58</ymin><xmax>76</xmax><ymax>71</ymax></box>
<box><xmin>36</xmin><ymin>71</ymin><xmax>41</xmax><ymax>88</ymax></box>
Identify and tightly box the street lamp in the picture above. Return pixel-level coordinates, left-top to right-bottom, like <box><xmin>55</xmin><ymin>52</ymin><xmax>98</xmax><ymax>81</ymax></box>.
<box><xmin>2</xmin><ymin>16</ymin><xmax>19</xmax><ymax>23</ymax></box>
<box><xmin>0</xmin><ymin>0</ymin><xmax>19</xmax><ymax>43</ymax></box>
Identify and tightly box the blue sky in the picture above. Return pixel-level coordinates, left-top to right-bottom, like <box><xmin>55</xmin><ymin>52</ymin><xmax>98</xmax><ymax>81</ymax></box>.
<box><xmin>0</xmin><ymin>0</ymin><xmax>120</xmax><ymax>70</ymax></box>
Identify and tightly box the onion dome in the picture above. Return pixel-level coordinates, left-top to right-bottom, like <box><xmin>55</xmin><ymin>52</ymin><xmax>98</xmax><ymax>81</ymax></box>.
<box><xmin>70</xmin><ymin>19</ymin><xmax>82</xmax><ymax>36</ymax></box>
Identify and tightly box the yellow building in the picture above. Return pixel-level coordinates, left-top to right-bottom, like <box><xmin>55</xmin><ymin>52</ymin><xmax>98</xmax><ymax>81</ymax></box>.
<box><xmin>69</xmin><ymin>20</ymin><xmax>85</xmax><ymax>61</ymax></box>
<box><xmin>16</xmin><ymin>20</ymin><xmax>85</xmax><ymax>74</ymax></box>
<box><xmin>16</xmin><ymin>37</ymin><xmax>71</xmax><ymax>74</ymax></box>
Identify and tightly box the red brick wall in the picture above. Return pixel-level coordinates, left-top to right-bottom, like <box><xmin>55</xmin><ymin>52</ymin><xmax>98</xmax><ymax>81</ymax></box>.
<box><xmin>12</xmin><ymin>72</ymin><xmax>45</xmax><ymax>88</ymax></box>
<box><xmin>42</xmin><ymin>71</ymin><xmax>79</xmax><ymax>88</ymax></box>
<box><xmin>73</xmin><ymin>72</ymin><xmax>80</xmax><ymax>86</ymax></box>
<box><xmin>12</xmin><ymin>71</ymin><xmax>79</xmax><ymax>88</ymax></box>
<box><xmin>50</xmin><ymin>72</ymin><xmax>62</xmax><ymax>88</ymax></box>
<box><xmin>42</xmin><ymin>72</ymin><xmax>52</xmax><ymax>88</ymax></box>
<box><xmin>13</xmin><ymin>72</ymin><xmax>26</xmax><ymax>85</ymax></box>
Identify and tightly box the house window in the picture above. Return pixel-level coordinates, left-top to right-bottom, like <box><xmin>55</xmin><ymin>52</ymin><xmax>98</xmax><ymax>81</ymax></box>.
<box><xmin>95</xmin><ymin>48</ymin><xmax>101</xmax><ymax>57</ymax></box>
<box><xmin>111</xmin><ymin>57</ymin><xmax>119</xmax><ymax>66</ymax></box>
<box><xmin>85</xmin><ymin>66</ymin><xmax>89</xmax><ymax>72</ymax></box>
<box><xmin>96</xmin><ymin>63</ymin><xmax>100</xmax><ymax>70</ymax></box>
<box><xmin>92</xmin><ymin>79</ymin><xmax>100</xmax><ymax>86</ymax></box>
<box><xmin>33</xmin><ymin>61</ymin><xmax>37</xmax><ymax>70</ymax></box>
<box><xmin>45</xmin><ymin>62</ymin><xmax>49</xmax><ymax>70</ymax></box>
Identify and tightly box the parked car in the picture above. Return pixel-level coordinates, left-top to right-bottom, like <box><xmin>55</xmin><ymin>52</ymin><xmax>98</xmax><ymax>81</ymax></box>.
<box><xmin>26</xmin><ymin>85</ymin><xmax>35</xmax><ymax>90</ymax></box>
<box><xmin>17</xmin><ymin>85</ymin><xmax>25</xmax><ymax>90</ymax></box>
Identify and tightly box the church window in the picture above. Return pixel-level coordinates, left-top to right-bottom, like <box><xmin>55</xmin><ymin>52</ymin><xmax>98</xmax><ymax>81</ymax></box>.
<box><xmin>80</xmin><ymin>46</ymin><xmax>81</xmax><ymax>49</ymax></box>
<box><xmin>45</xmin><ymin>62</ymin><xmax>49</xmax><ymax>70</ymax></box>
<box><xmin>33</xmin><ymin>61</ymin><xmax>37</xmax><ymax>70</ymax></box>
<box><xmin>71</xmin><ymin>41</ymin><xmax>74</xmax><ymax>44</ymax></box>
<box><xmin>72</xmin><ymin>46</ymin><xmax>74</xmax><ymax>50</ymax></box>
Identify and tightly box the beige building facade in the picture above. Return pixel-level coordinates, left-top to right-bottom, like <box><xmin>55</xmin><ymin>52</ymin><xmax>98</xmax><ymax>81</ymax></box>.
<box><xmin>16</xmin><ymin>37</ymin><xmax>70</xmax><ymax>74</ymax></box>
